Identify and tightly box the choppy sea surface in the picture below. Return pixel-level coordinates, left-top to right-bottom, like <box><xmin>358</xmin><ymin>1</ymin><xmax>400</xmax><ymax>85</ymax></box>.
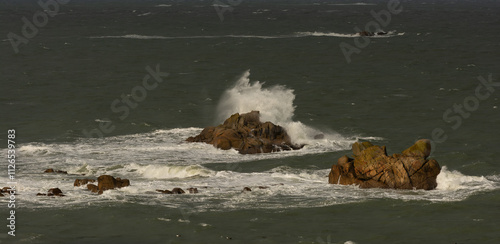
<box><xmin>1</xmin><ymin>0</ymin><xmax>499</xmax><ymax>243</ymax></box>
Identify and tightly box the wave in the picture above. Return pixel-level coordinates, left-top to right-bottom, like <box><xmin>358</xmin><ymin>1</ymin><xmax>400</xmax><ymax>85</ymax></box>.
<box><xmin>89</xmin><ymin>31</ymin><xmax>403</xmax><ymax>40</ymax></box>
<box><xmin>216</xmin><ymin>70</ymin><xmax>353</xmax><ymax>146</ymax></box>
<box><xmin>128</xmin><ymin>164</ymin><xmax>215</xmax><ymax>179</ymax></box>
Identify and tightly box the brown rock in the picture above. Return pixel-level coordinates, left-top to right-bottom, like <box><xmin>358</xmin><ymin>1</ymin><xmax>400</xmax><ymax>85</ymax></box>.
<box><xmin>186</xmin><ymin>111</ymin><xmax>303</xmax><ymax>154</ymax></box>
<box><xmin>156</xmin><ymin>189</ymin><xmax>173</xmax><ymax>194</ymax></box>
<box><xmin>171</xmin><ymin>188</ymin><xmax>185</xmax><ymax>194</ymax></box>
<box><xmin>95</xmin><ymin>175</ymin><xmax>130</xmax><ymax>194</ymax></box>
<box><xmin>38</xmin><ymin>188</ymin><xmax>64</xmax><ymax>197</ymax></box>
<box><xmin>87</xmin><ymin>184</ymin><xmax>99</xmax><ymax>193</ymax></box>
<box><xmin>48</xmin><ymin>188</ymin><xmax>64</xmax><ymax>196</ymax></box>
<box><xmin>328</xmin><ymin>140</ymin><xmax>441</xmax><ymax>190</ymax></box>
<box><xmin>44</xmin><ymin>168</ymin><xmax>67</xmax><ymax>174</ymax></box>
<box><xmin>187</xmin><ymin>187</ymin><xmax>198</xmax><ymax>193</ymax></box>
<box><xmin>243</xmin><ymin>187</ymin><xmax>252</xmax><ymax>192</ymax></box>
<box><xmin>74</xmin><ymin>179</ymin><xmax>96</xmax><ymax>187</ymax></box>
<box><xmin>1</xmin><ymin>187</ymin><xmax>13</xmax><ymax>193</ymax></box>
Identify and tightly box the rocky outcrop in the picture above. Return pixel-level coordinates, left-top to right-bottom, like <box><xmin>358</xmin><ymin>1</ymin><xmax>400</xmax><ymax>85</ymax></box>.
<box><xmin>328</xmin><ymin>139</ymin><xmax>441</xmax><ymax>190</ymax></box>
<box><xmin>84</xmin><ymin>175</ymin><xmax>130</xmax><ymax>195</ymax></box>
<box><xmin>186</xmin><ymin>111</ymin><xmax>303</xmax><ymax>154</ymax></box>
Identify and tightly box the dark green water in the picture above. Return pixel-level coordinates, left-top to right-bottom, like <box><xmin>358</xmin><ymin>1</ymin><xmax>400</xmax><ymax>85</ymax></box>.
<box><xmin>1</xmin><ymin>0</ymin><xmax>499</xmax><ymax>243</ymax></box>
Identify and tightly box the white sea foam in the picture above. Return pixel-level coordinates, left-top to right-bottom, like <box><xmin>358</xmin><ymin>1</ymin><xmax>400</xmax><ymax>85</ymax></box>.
<box><xmin>129</xmin><ymin>164</ymin><xmax>215</xmax><ymax>179</ymax></box>
<box><xmin>436</xmin><ymin>166</ymin><xmax>497</xmax><ymax>191</ymax></box>
<box><xmin>215</xmin><ymin>70</ymin><xmax>353</xmax><ymax>146</ymax></box>
<box><xmin>89</xmin><ymin>31</ymin><xmax>402</xmax><ymax>40</ymax></box>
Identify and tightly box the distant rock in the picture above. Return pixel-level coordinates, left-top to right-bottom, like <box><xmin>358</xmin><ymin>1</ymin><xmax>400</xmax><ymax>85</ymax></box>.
<box><xmin>156</xmin><ymin>189</ymin><xmax>173</xmax><ymax>194</ymax></box>
<box><xmin>328</xmin><ymin>139</ymin><xmax>441</xmax><ymax>190</ymax></box>
<box><xmin>243</xmin><ymin>187</ymin><xmax>252</xmax><ymax>192</ymax></box>
<box><xmin>186</xmin><ymin>111</ymin><xmax>303</xmax><ymax>154</ymax></box>
<box><xmin>44</xmin><ymin>168</ymin><xmax>67</xmax><ymax>174</ymax></box>
<box><xmin>82</xmin><ymin>175</ymin><xmax>130</xmax><ymax>195</ymax></box>
<box><xmin>171</xmin><ymin>188</ymin><xmax>185</xmax><ymax>194</ymax></box>
<box><xmin>358</xmin><ymin>31</ymin><xmax>388</xmax><ymax>36</ymax></box>
<box><xmin>95</xmin><ymin>175</ymin><xmax>130</xmax><ymax>194</ymax></box>
<box><xmin>187</xmin><ymin>187</ymin><xmax>198</xmax><ymax>193</ymax></box>
<box><xmin>37</xmin><ymin>188</ymin><xmax>65</xmax><ymax>197</ymax></box>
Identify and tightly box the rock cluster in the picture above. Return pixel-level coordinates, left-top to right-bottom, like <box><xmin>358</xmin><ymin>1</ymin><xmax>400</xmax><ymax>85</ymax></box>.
<box><xmin>75</xmin><ymin>175</ymin><xmax>130</xmax><ymax>195</ymax></box>
<box><xmin>186</xmin><ymin>111</ymin><xmax>302</xmax><ymax>154</ymax></box>
<box><xmin>328</xmin><ymin>139</ymin><xmax>441</xmax><ymax>190</ymax></box>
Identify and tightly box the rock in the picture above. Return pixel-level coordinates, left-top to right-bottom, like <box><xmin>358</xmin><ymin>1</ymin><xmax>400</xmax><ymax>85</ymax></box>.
<box><xmin>171</xmin><ymin>188</ymin><xmax>185</xmax><ymax>194</ymax></box>
<box><xmin>187</xmin><ymin>187</ymin><xmax>198</xmax><ymax>193</ymax></box>
<box><xmin>328</xmin><ymin>140</ymin><xmax>441</xmax><ymax>190</ymax></box>
<box><xmin>243</xmin><ymin>187</ymin><xmax>252</xmax><ymax>192</ymax></box>
<box><xmin>74</xmin><ymin>179</ymin><xmax>96</xmax><ymax>187</ymax></box>
<box><xmin>314</xmin><ymin>134</ymin><xmax>325</xmax><ymax>139</ymax></box>
<box><xmin>258</xmin><ymin>186</ymin><xmax>269</xmax><ymax>189</ymax></box>
<box><xmin>1</xmin><ymin>187</ymin><xmax>13</xmax><ymax>193</ymax></box>
<box><xmin>186</xmin><ymin>111</ymin><xmax>303</xmax><ymax>154</ymax></box>
<box><xmin>38</xmin><ymin>188</ymin><xmax>64</xmax><ymax>197</ymax></box>
<box><xmin>358</xmin><ymin>31</ymin><xmax>375</xmax><ymax>36</ymax></box>
<box><xmin>44</xmin><ymin>168</ymin><xmax>67</xmax><ymax>174</ymax></box>
<box><xmin>87</xmin><ymin>184</ymin><xmax>99</xmax><ymax>193</ymax></box>
<box><xmin>156</xmin><ymin>189</ymin><xmax>173</xmax><ymax>194</ymax></box>
<box><xmin>48</xmin><ymin>188</ymin><xmax>64</xmax><ymax>196</ymax></box>
<box><xmin>401</xmin><ymin>139</ymin><xmax>431</xmax><ymax>159</ymax></box>
<box><xmin>94</xmin><ymin>175</ymin><xmax>130</xmax><ymax>195</ymax></box>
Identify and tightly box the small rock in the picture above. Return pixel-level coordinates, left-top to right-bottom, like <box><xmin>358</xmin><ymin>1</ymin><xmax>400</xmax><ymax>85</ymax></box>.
<box><xmin>187</xmin><ymin>187</ymin><xmax>198</xmax><ymax>193</ymax></box>
<box><xmin>37</xmin><ymin>188</ymin><xmax>64</xmax><ymax>197</ymax></box>
<box><xmin>258</xmin><ymin>186</ymin><xmax>269</xmax><ymax>189</ymax></box>
<box><xmin>314</xmin><ymin>134</ymin><xmax>325</xmax><ymax>139</ymax></box>
<box><xmin>156</xmin><ymin>189</ymin><xmax>173</xmax><ymax>194</ymax></box>
<box><xmin>87</xmin><ymin>184</ymin><xmax>99</xmax><ymax>193</ymax></box>
<box><xmin>74</xmin><ymin>179</ymin><xmax>96</xmax><ymax>187</ymax></box>
<box><xmin>171</xmin><ymin>188</ymin><xmax>185</xmax><ymax>194</ymax></box>
<box><xmin>243</xmin><ymin>187</ymin><xmax>252</xmax><ymax>192</ymax></box>
<box><xmin>44</xmin><ymin>168</ymin><xmax>67</xmax><ymax>174</ymax></box>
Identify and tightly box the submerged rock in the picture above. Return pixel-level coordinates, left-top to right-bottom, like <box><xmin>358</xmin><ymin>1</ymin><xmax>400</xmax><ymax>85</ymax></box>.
<box><xmin>186</xmin><ymin>111</ymin><xmax>303</xmax><ymax>154</ymax></box>
<box><xmin>44</xmin><ymin>168</ymin><xmax>67</xmax><ymax>174</ymax></box>
<box><xmin>328</xmin><ymin>139</ymin><xmax>441</xmax><ymax>190</ymax></box>
<box><xmin>74</xmin><ymin>178</ymin><xmax>96</xmax><ymax>187</ymax></box>
<box><xmin>37</xmin><ymin>188</ymin><xmax>65</xmax><ymax>197</ymax></box>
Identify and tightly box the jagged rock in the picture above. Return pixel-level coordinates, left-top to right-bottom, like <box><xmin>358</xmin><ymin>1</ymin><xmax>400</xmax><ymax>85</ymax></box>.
<box><xmin>95</xmin><ymin>175</ymin><xmax>130</xmax><ymax>194</ymax></box>
<box><xmin>328</xmin><ymin>139</ymin><xmax>441</xmax><ymax>190</ymax></box>
<box><xmin>186</xmin><ymin>111</ymin><xmax>303</xmax><ymax>154</ymax></box>
<box><xmin>74</xmin><ymin>179</ymin><xmax>96</xmax><ymax>187</ymax></box>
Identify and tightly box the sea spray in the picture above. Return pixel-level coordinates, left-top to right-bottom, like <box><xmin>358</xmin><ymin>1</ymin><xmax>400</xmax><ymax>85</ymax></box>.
<box><xmin>216</xmin><ymin>70</ymin><xmax>352</xmax><ymax>146</ymax></box>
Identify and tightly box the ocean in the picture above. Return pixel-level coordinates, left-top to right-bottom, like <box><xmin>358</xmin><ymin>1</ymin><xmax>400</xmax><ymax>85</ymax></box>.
<box><xmin>1</xmin><ymin>0</ymin><xmax>499</xmax><ymax>243</ymax></box>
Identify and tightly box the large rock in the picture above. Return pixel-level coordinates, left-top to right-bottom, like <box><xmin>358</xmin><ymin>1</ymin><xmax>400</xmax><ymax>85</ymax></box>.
<box><xmin>186</xmin><ymin>111</ymin><xmax>303</xmax><ymax>154</ymax></box>
<box><xmin>328</xmin><ymin>139</ymin><xmax>441</xmax><ymax>190</ymax></box>
<box><xmin>84</xmin><ymin>175</ymin><xmax>130</xmax><ymax>195</ymax></box>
